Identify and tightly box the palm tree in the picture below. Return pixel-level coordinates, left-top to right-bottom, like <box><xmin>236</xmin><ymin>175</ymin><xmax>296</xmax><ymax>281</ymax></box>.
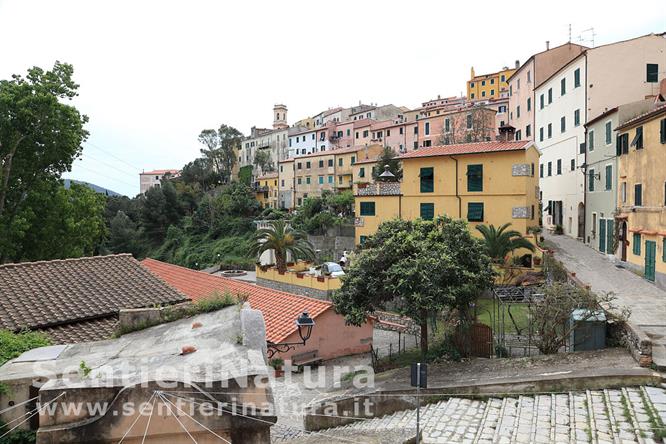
<box><xmin>476</xmin><ymin>223</ymin><xmax>535</xmax><ymax>263</ymax></box>
<box><xmin>250</xmin><ymin>220</ymin><xmax>315</xmax><ymax>273</ymax></box>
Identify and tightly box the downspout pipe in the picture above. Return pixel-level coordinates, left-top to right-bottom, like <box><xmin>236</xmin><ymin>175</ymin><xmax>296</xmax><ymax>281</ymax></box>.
<box><xmin>448</xmin><ymin>155</ymin><xmax>461</xmax><ymax>217</ymax></box>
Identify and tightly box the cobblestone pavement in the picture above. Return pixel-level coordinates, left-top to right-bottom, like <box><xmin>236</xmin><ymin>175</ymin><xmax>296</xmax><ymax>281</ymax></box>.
<box><xmin>544</xmin><ymin>233</ymin><xmax>666</xmax><ymax>368</ymax></box>
<box><xmin>278</xmin><ymin>386</ymin><xmax>666</xmax><ymax>443</ymax></box>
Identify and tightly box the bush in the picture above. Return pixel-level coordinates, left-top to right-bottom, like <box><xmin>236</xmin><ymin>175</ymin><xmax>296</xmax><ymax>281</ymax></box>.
<box><xmin>0</xmin><ymin>330</ymin><xmax>51</xmax><ymax>366</ymax></box>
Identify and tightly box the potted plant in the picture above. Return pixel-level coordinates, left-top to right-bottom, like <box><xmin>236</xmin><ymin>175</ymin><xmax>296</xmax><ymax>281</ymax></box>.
<box><xmin>533</xmin><ymin>256</ymin><xmax>542</xmax><ymax>266</ymax></box>
<box><xmin>269</xmin><ymin>358</ymin><xmax>285</xmax><ymax>377</ymax></box>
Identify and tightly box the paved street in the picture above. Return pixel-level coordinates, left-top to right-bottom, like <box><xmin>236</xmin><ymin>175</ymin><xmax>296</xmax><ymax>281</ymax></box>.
<box><xmin>544</xmin><ymin>233</ymin><xmax>666</xmax><ymax>368</ymax></box>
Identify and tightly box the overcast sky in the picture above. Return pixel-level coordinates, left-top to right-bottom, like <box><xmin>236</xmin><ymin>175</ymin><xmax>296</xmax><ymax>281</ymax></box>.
<box><xmin>1</xmin><ymin>0</ymin><xmax>664</xmax><ymax>196</ymax></box>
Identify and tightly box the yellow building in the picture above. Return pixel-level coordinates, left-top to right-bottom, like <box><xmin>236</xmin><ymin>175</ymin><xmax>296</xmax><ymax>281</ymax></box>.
<box><xmin>290</xmin><ymin>144</ymin><xmax>383</xmax><ymax>206</ymax></box>
<box><xmin>615</xmin><ymin>105</ymin><xmax>666</xmax><ymax>287</ymax></box>
<box><xmin>467</xmin><ymin>66</ymin><xmax>516</xmax><ymax>100</ymax></box>
<box><xmin>354</xmin><ymin>141</ymin><xmax>540</xmax><ymax>255</ymax></box>
<box><xmin>255</xmin><ymin>172</ymin><xmax>279</xmax><ymax>208</ymax></box>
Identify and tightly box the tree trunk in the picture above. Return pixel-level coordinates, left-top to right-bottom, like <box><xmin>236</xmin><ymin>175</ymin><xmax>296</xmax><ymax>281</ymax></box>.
<box><xmin>0</xmin><ymin>137</ymin><xmax>24</xmax><ymax>218</ymax></box>
<box><xmin>276</xmin><ymin>251</ymin><xmax>287</xmax><ymax>273</ymax></box>
<box><xmin>419</xmin><ymin>309</ymin><xmax>428</xmax><ymax>357</ymax></box>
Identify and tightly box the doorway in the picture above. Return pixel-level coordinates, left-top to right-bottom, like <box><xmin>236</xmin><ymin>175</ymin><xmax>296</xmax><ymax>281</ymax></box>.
<box><xmin>620</xmin><ymin>221</ymin><xmax>627</xmax><ymax>261</ymax></box>
<box><xmin>577</xmin><ymin>203</ymin><xmax>585</xmax><ymax>239</ymax></box>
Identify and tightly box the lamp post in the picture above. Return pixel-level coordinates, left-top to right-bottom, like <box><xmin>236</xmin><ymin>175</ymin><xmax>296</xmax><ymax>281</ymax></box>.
<box><xmin>266</xmin><ymin>312</ymin><xmax>315</xmax><ymax>358</ymax></box>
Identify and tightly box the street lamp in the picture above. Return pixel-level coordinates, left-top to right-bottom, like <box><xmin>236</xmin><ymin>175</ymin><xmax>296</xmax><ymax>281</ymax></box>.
<box><xmin>266</xmin><ymin>311</ymin><xmax>315</xmax><ymax>358</ymax></box>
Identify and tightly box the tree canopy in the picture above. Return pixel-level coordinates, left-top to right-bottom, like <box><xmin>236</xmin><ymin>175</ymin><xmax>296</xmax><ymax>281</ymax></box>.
<box><xmin>372</xmin><ymin>146</ymin><xmax>402</xmax><ymax>181</ymax></box>
<box><xmin>197</xmin><ymin>124</ymin><xmax>243</xmax><ymax>183</ymax></box>
<box><xmin>333</xmin><ymin>217</ymin><xmax>495</xmax><ymax>354</ymax></box>
<box><xmin>476</xmin><ymin>223</ymin><xmax>535</xmax><ymax>263</ymax></box>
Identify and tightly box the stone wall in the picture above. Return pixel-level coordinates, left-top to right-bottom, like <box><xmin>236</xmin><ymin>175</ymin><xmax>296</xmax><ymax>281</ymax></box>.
<box><xmin>307</xmin><ymin>230</ymin><xmax>355</xmax><ymax>262</ymax></box>
<box><xmin>256</xmin><ymin>277</ymin><xmax>332</xmax><ymax>300</ymax></box>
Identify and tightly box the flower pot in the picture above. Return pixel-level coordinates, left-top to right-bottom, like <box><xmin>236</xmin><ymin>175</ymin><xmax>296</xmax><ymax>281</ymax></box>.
<box><xmin>274</xmin><ymin>368</ymin><xmax>284</xmax><ymax>378</ymax></box>
<box><xmin>296</xmin><ymin>273</ymin><xmax>304</xmax><ymax>279</ymax></box>
<box><xmin>317</xmin><ymin>276</ymin><xmax>325</xmax><ymax>282</ymax></box>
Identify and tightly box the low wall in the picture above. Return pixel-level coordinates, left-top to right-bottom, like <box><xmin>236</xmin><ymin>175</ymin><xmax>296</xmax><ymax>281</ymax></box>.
<box><xmin>256</xmin><ymin>266</ymin><xmax>342</xmax><ymax>300</ymax></box>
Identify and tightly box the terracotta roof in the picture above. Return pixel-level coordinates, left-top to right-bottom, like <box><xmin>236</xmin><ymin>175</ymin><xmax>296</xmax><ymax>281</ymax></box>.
<box><xmin>141</xmin><ymin>169</ymin><xmax>180</xmax><ymax>175</ymax></box>
<box><xmin>354</xmin><ymin>157</ymin><xmax>380</xmax><ymax>165</ymax></box>
<box><xmin>293</xmin><ymin>144</ymin><xmax>372</xmax><ymax>160</ymax></box>
<box><xmin>141</xmin><ymin>259</ymin><xmax>332</xmax><ymax>343</ymax></box>
<box><xmin>0</xmin><ymin>254</ymin><xmax>188</xmax><ymax>343</ymax></box>
<box><xmin>257</xmin><ymin>172</ymin><xmax>278</xmax><ymax>179</ymax></box>
<box><xmin>616</xmin><ymin>104</ymin><xmax>666</xmax><ymax>131</ymax></box>
<box><xmin>399</xmin><ymin>141</ymin><xmax>533</xmax><ymax>159</ymax></box>
<box><xmin>353</xmin><ymin>118</ymin><xmax>375</xmax><ymax>129</ymax></box>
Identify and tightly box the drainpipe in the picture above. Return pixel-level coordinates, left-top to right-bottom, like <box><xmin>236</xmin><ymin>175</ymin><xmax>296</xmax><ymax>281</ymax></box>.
<box><xmin>448</xmin><ymin>155</ymin><xmax>462</xmax><ymax>217</ymax></box>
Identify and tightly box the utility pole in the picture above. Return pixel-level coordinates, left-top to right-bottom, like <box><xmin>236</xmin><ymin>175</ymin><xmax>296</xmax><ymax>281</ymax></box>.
<box><xmin>416</xmin><ymin>362</ymin><xmax>421</xmax><ymax>444</ymax></box>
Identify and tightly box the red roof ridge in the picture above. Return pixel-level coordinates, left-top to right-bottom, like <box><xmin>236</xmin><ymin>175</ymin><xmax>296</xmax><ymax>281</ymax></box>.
<box><xmin>0</xmin><ymin>253</ymin><xmax>135</xmax><ymax>270</ymax></box>
<box><xmin>399</xmin><ymin>140</ymin><xmax>533</xmax><ymax>159</ymax></box>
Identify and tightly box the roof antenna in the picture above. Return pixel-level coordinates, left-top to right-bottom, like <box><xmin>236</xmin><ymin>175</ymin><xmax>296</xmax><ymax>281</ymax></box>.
<box><xmin>568</xmin><ymin>24</ymin><xmax>571</xmax><ymax>43</ymax></box>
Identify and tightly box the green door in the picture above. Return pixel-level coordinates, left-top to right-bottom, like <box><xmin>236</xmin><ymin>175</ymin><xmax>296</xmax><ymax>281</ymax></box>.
<box><xmin>599</xmin><ymin>220</ymin><xmax>606</xmax><ymax>253</ymax></box>
<box><xmin>606</xmin><ymin>220</ymin><xmax>614</xmax><ymax>254</ymax></box>
<box><xmin>645</xmin><ymin>240</ymin><xmax>656</xmax><ymax>282</ymax></box>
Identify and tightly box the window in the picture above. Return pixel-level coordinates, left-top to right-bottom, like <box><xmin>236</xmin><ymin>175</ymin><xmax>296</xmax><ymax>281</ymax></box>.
<box><xmin>471</xmin><ymin>93</ymin><xmax>475</xmax><ymax>99</ymax></box>
<box><xmin>318</xmin><ymin>160</ymin><xmax>324</xmax><ymax>168</ymax></box>
<box><xmin>482</xmin><ymin>91</ymin><xmax>486</xmax><ymax>97</ymax></box>
<box><xmin>337</xmin><ymin>131</ymin><xmax>343</xmax><ymax>138</ymax></box>
<box><xmin>359</xmin><ymin>167</ymin><xmax>365</xmax><ymax>178</ymax></box>
<box><xmin>605</xmin><ymin>121</ymin><xmax>612</xmax><ymax>145</ymax></box>
<box><xmin>281</xmin><ymin>179</ymin><xmax>284</xmax><ymax>187</ymax></box>
<box><xmin>561</xmin><ymin>116</ymin><xmax>566</xmax><ymax>133</ymax></box>
<box><xmin>539</xmin><ymin>127</ymin><xmax>544</xmax><ymax>142</ymax></box>
<box><xmin>517</xmin><ymin>79</ymin><xmax>520</xmax><ymax>89</ymax></box>
<box><xmin>338</xmin><ymin>158</ymin><xmax>343</xmax><ymax>167</ymax></box>
<box><xmin>467</xmin><ymin>164</ymin><xmax>483</xmax><ymax>192</ymax></box>
<box><xmin>646</xmin><ymin>63</ymin><xmax>659</xmax><ymax>83</ymax></box>
<box><xmin>631</xmin><ymin>126</ymin><xmax>643</xmax><ymax>149</ymax></box>
<box><xmin>621</xmin><ymin>182</ymin><xmax>627</xmax><ymax>203</ymax></box>
<box><xmin>306</xmin><ymin>161</ymin><xmax>311</xmax><ymax>169</ymax></box>
<box><xmin>467</xmin><ymin>202</ymin><xmax>484</xmax><ymax>222</ymax></box>
<box><xmin>515</xmin><ymin>130</ymin><xmax>521</xmax><ymax>141</ymax></box>
<box><xmin>547</xmin><ymin>161</ymin><xmax>552</xmax><ymax>176</ymax></box>
<box><xmin>355</xmin><ymin>131</ymin><xmax>359</xmax><ymax>139</ymax></box>
<box><xmin>360</xmin><ymin>202</ymin><xmax>375</xmax><ymax>216</ymax></box>
<box><xmin>318</xmin><ymin>176</ymin><xmax>324</xmax><ymax>184</ymax></box>
<box><xmin>482</xmin><ymin>80</ymin><xmax>486</xmax><ymax>86</ymax></box>
<box><xmin>547</xmin><ymin>123</ymin><xmax>552</xmax><ymax>139</ymax></box>
<box><xmin>363</xmin><ymin>130</ymin><xmax>369</xmax><ymax>138</ymax></box>
<box><xmin>359</xmin><ymin>235</ymin><xmax>367</xmax><ymax>245</ymax></box>
<box><xmin>387</xmin><ymin>130</ymin><xmax>391</xmax><ymax>136</ymax></box>
<box><xmin>297</xmin><ymin>162</ymin><xmax>302</xmax><ymax>170</ymax></box>
<box><xmin>420</xmin><ymin>167</ymin><xmax>434</xmax><ymax>193</ymax></box>
<box><xmin>633</xmin><ymin>233</ymin><xmax>641</xmax><ymax>256</ymax></box>
<box><xmin>466</xmin><ymin>114</ymin><xmax>472</xmax><ymax>129</ymax></box>
<box><xmin>527</xmin><ymin>97</ymin><xmax>531</xmax><ymax>112</ymax></box>
<box><xmin>338</xmin><ymin>176</ymin><xmax>342</xmax><ymax>184</ymax></box>
<box><xmin>425</xmin><ymin>122</ymin><xmax>430</xmax><ymax>135</ymax></box>
<box><xmin>574</xmin><ymin>109</ymin><xmax>580</xmax><ymax>127</ymax></box>
<box><xmin>571</xmin><ymin>159</ymin><xmax>575</xmax><ymax>171</ymax></box>
<box><xmin>297</xmin><ymin>198</ymin><xmax>302</xmax><ymax>206</ymax></box>
<box><xmin>423</xmin><ymin>140</ymin><xmax>432</xmax><ymax>147</ymax></box>
<box><xmin>445</xmin><ymin>119</ymin><xmax>451</xmax><ymax>132</ymax></box>
<box><xmin>297</xmin><ymin>177</ymin><xmax>302</xmax><ymax>184</ymax></box>
<box><xmin>540</xmin><ymin>94</ymin><xmax>544</xmax><ymax>109</ymax></box>
<box><xmin>306</xmin><ymin>176</ymin><xmax>311</xmax><ymax>184</ymax></box>
<box><xmin>548</xmin><ymin>88</ymin><xmax>553</xmax><ymax>104</ymax></box>
<box><xmin>635</xmin><ymin>184</ymin><xmax>642</xmax><ymax>206</ymax></box>
<box><xmin>420</xmin><ymin>203</ymin><xmax>435</xmax><ymax>220</ymax></box>
<box><xmin>617</xmin><ymin>133</ymin><xmax>629</xmax><ymax>155</ymax></box>
<box><xmin>560</xmin><ymin>78</ymin><xmax>566</xmax><ymax>96</ymax></box>
<box><xmin>574</xmin><ymin>68</ymin><xmax>581</xmax><ymax>87</ymax></box>
<box><xmin>588</xmin><ymin>130</ymin><xmax>595</xmax><ymax>151</ymax></box>
<box><xmin>661</xmin><ymin>119</ymin><xmax>666</xmax><ymax>144</ymax></box>
<box><xmin>490</xmin><ymin>89</ymin><xmax>495</xmax><ymax>96</ymax></box>
<box><xmin>605</xmin><ymin>165</ymin><xmax>612</xmax><ymax>190</ymax></box>
<box><xmin>399</xmin><ymin>127</ymin><xmax>404</xmax><ymax>135</ymax></box>
<box><xmin>501</xmin><ymin>74</ymin><xmax>505</xmax><ymax>82</ymax></box>
<box><xmin>540</xmin><ymin>164</ymin><xmax>544</xmax><ymax>178</ymax></box>
<box><xmin>347</xmin><ymin>129</ymin><xmax>351</xmax><ymax>136</ymax></box>
<box><xmin>517</xmin><ymin>106</ymin><xmax>521</xmax><ymax>118</ymax></box>
<box><xmin>328</xmin><ymin>159</ymin><xmax>333</xmax><ymax>167</ymax></box>
<box><xmin>526</xmin><ymin>124</ymin><xmax>531</xmax><ymax>137</ymax></box>
<box><xmin>557</xmin><ymin>159</ymin><xmax>562</xmax><ymax>175</ymax></box>
<box><xmin>351</xmin><ymin>156</ymin><xmax>356</xmax><ymax>165</ymax></box>
<box><xmin>588</xmin><ymin>169</ymin><xmax>595</xmax><ymax>191</ymax></box>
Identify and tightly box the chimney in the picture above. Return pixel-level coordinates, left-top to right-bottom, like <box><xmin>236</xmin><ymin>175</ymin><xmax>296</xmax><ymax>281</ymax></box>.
<box><xmin>546</xmin><ymin>40</ymin><xmax>550</xmax><ymax>50</ymax></box>
<box><xmin>515</xmin><ymin>60</ymin><xmax>520</xmax><ymax>69</ymax></box>
<box><xmin>471</xmin><ymin>66</ymin><xmax>475</xmax><ymax>79</ymax></box>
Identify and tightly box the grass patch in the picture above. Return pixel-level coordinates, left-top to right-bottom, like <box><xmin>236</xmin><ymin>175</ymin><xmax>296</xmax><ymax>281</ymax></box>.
<box><xmin>474</xmin><ymin>299</ymin><xmax>530</xmax><ymax>335</ymax></box>
<box><xmin>639</xmin><ymin>388</ymin><xmax>666</xmax><ymax>440</ymax></box>
<box><xmin>341</xmin><ymin>369</ymin><xmax>368</xmax><ymax>382</ymax></box>
<box><xmin>114</xmin><ymin>291</ymin><xmax>238</xmax><ymax>337</ymax></box>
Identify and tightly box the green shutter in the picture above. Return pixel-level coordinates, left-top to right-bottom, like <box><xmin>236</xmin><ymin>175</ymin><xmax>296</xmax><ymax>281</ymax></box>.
<box><xmin>420</xmin><ymin>167</ymin><xmax>434</xmax><ymax>193</ymax></box>
<box><xmin>360</xmin><ymin>202</ymin><xmax>375</xmax><ymax>216</ymax></box>
<box><xmin>599</xmin><ymin>220</ymin><xmax>607</xmax><ymax>253</ymax></box>
<box><xmin>605</xmin><ymin>165</ymin><xmax>612</xmax><ymax>190</ymax></box>
<box><xmin>467</xmin><ymin>202</ymin><xmax>484</xmax><ymax>222</ymax></box>
<box><xmin>633</xmin><ymin>233</ymin><xmax>641</xmax><ymax>256</ymax></box>
<box><xmin>663</xmin><ymin>238</ymin><xmax>666</xmax><ymax>262</ymax></box>
<box><xmin>606</xmin><ymin>219</ymin><xmax>614</xmax><ymax>255</ymax></box>
<box><xmin>661</xmin><ymin>119</ymin><xmax>666</xmax><ymax>144</ymax></box>
<box><xmin>467</xmin><ymin>164</ymin><xmax>483</xmax><ymax>192</ymax></box>
<box><xmin>420</xmin><ymin>203</ymin><xmax>434</xmax><ymax>220</ymax></box>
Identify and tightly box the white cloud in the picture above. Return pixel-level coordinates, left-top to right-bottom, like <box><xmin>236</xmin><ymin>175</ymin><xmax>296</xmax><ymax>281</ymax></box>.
<box><xmin>1</xmin><ymin>0</ymin><xmax>663</xmax><ymax>196</ymax></box>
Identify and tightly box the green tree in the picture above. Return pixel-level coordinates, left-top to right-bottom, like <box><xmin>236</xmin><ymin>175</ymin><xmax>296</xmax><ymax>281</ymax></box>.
<box><xmin>332</xmin><ymin>217</ymin><xmax>495</xmax><ymax>355</ymax></box>
<box><xmin>6</xmin><ymin>182</ymin><xmax>106</xmax><ymax>261</ymax></box>
<box><xmin>253</xmin><ymin>149</ymin><xmax>274</xmax><ymax>173</ymax></box>
<box><xmin>107</xmin><ymin>210</ymin><xmax>143</xmax><ymax>256</ymax></box>
<box><xmin>198</xmin><ymin>124</ymin><xmax>242</xmax><ymax>183</ymax></box>
<box><xmin>249</xmin><ymin>220</ymin><xmax>315</xmax><ymax>273</ymax></box>
<box><xmin>180</xmin><ymin>157</ymin><xmax>220</xmax><ymax>191</ymax></box>
<box><xmin>372</xmin><ymin>146</ymin><xmax>402</xmax><ymax>181</ymax></box>
<box><xmin>475</xmin><ymin>223</ymin><xmax>535</xmax><ymax>263</ymax></box>
<box><xmin>140</xmin><ymin>181</ymin><xmax>183</xmax><ymax>244</ymax></box>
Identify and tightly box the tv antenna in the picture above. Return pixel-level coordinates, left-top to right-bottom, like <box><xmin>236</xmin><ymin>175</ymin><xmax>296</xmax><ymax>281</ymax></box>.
<box><xmin>577</xmin><ymin>27</ymin><xmax>596</xmax><ymax>48</ymax></box>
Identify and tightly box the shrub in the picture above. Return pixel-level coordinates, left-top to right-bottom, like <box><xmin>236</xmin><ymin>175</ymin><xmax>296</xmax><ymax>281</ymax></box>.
<box><xmin>0</xmin><ymin>330</ymin><xmax>51</xmax><ymax>366</ymax></box>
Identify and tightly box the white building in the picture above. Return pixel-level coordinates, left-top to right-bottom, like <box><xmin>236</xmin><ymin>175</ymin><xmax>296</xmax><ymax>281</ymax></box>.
<box><xmin>139</xmin><ymin>169</ymin><xmax>180</xmax><ymax>194</ymax></box>
<box><xmin>238</xmin><ymin>105</ymin><xmax>289</xmax><ymax>180</ymax></box>
<box><xmin>288</xmin><ymin>127</ymin><xmax>317</xmax><ymax>157</ymax></box>
<box><xmin>535</xmin><ymin>33</ymin><xmax>666</xmax><ymax>238</ymax></box>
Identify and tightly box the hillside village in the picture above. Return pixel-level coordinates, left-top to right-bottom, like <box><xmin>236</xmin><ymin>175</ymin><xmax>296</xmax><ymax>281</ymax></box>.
<box><xmin>1</xmin><ymin>22</ymin><xmax>666</xmax><ymax>444</ymax></box>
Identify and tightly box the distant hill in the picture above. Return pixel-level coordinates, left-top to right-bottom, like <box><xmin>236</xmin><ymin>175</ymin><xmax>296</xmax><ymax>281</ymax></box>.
<box><xmin>63</xmin><ymin>179</ymin><xmax>123</xmax><ymax>197</ymax></box>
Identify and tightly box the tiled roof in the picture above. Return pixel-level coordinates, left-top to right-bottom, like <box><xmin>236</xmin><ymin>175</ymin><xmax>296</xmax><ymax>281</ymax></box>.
<box><xmin>42</xmin><ymin>316</ymin><xmax>119</xmax><ymax>344</ymax></box>
<box><xmin>0</xmin><ymin>254</ymin><xmax>188</xmax><ymax>343</ymax></box>
<box><xmin>142</xmin><ymin>259</ymin><xmax>332</xmax><ymax>343</ymax></box>
<box><xmin>354</xmin><ymin>157</ymin><xmax>380</xmax><ymax>165</ymax></box>
<box><xmin>141</xmin><ymin>169</ymin><xmax>180</xmax><ymax>175</ymax></box>
<box><xmin>616</xmin><ymin>104</ymin><xmax>666</xmax><ymax>131</ymax></box>
<box><xmin>399</xmin><ymin>141</ymin><xmax>533</xmax><ymax>159</ymax></box>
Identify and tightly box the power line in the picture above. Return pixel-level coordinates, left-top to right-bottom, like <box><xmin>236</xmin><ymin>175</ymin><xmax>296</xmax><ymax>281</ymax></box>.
<box><xmin>70</xmin><ymin>163</ymin><xmax>137</xmax><ymax>191</ymax></box>
<box><xmin>80</xmin><ymin>152</ymin><xmax>138</xmax><ymax>179</ymax></box>
<box><xmin>84</xmin><ymin>140</ymin><xmax>144</xmax><ymax>171</ymax></box>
